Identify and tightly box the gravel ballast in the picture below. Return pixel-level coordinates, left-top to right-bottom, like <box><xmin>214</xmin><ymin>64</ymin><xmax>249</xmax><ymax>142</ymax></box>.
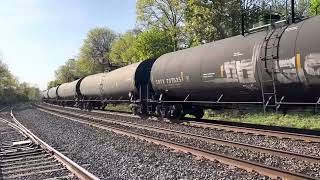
<box><xmin>0</xmin><ymin>121</ymin><xmax>25</xmax><ymax>143</ymax></box>
<box><xmin>49</xmin><ymin>109</ymin><xmax>319</xmax><ymax>178</ymax></box>
<box><xmin>0</xmin><ymin>114</ymin><xmax>72</xmax><ymax>180</ymax></box>
<box><xmin>14</xmin><ymin>105</ymin><xmax>270</xmax><ymax>180</ymax></box>
<box><xmin>76</xmin><ymin>107</ymin><xmax>320</xmax><ymax>158</ymax></box>
<box><xmin>110</xmin><ymin>122</ymin><xmax>320</xmax><ymax>178</ymax></box>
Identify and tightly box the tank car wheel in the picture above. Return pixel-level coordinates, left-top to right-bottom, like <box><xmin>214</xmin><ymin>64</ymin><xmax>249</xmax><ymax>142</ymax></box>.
<box><xmin>79</xmin><ymin>104</ymin><xmax>84</xmax><ymax>110</ymax></box>
<box><xmin>172</xmin><ymin>111</ymin><xmax>184</xmax><ymax>119</ymax></box>
<box><xmin>171</xmin><ymin>105</ymin><xmax>184</xmax><ymax>119</ymax></box>
<box><xmin>87</xmin><ymin>103</ymin><xmax>93</xmax><ymax>111</ymax></box>
<box><xmin>101</xmin><ymin>105</ymin><xmax>107</xmax><ymax>111</ymax></box>
<box><xmin>132</xmin><ymin>106</ymin><xmax>138</xmax><ymax>115</ymax></box>
<box><xmin>160</xmin><ymin>107</ymin><xmax>169</xmax><ymax>118</ymax></box>
<box><xmin>194</xmin><ymin>109</ymin><xmax>204</xmax><ymax>120</ymax></box>
<box><xmin>155</xmin><ymin>105</ymin><xmax>162</xmax><ymax>116</ymax></box>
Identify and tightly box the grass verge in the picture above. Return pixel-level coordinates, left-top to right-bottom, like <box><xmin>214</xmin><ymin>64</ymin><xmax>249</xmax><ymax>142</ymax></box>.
<box><xmin>204</xmin><ymin>109</ymin><xmax>320</xmax><ymax>130</ymax></box>
<box><xmin>104</xmin><ymin>103</ymin><xmax>132</xmax><ymax>113</ymax></box>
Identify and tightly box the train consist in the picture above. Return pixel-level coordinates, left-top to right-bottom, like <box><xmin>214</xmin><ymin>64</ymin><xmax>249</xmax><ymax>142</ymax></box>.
<box><xmin>43</xmin><ymin>16</ymin><xmax>320</xmax><ymax>119</ymax></box>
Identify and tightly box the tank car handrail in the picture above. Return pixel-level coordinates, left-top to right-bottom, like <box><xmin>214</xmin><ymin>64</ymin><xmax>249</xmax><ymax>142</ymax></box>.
<box><xmin>248</xmin><ymin>19</ymin><xmax>287</xmax><ymax>32</ymax></box>
<box><xmin>149</xmin><ymin>94</ymin><xmax>320</xmax><ymax>106</ymax></box>
<box><xmin>155</xmin><ymin>100</ymin><xmax>263</xmax><ymax>104</ymax></box>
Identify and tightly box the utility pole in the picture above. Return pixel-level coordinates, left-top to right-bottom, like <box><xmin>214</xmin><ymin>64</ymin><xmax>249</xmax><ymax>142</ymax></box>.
<box><xmin>291</xmin><ymin>0</ymin><xmax>295</xmax><ymax>23</ymax></box>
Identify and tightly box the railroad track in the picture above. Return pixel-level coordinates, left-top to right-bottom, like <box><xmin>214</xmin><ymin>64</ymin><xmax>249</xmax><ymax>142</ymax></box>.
<box><xmin>42</xmin><ymin>102</ymin><xmax>320</xmax><ymax>143</ymax></box>
<box><xmin>0</xmin><ymin>106</ymin><xmax>8</xmax><ymax>112</ymax></box>
<box><xmin>35</xmin><ymin>103</ymin><xmax>320</xmax><ymax>180</ymax></box>
<box><xmin>183</xmin><ymin>120</ymin><xmax>320</xmax><ymax>143</ymax></box>
<box><xmin>0</xmin><ymin>107</ymin><xmax>99</xmax><ymax>180</ymax></box>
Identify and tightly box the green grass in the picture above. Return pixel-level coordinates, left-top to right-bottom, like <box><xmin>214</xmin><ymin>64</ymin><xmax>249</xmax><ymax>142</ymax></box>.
<box><xmin>204</xmin><ymin>109</ymin><xmax>320</xmax><ymax>130</ymax></box>
<box><xmin>104</xmin><ymin>103</ymin><xmax>132</xmax><ymax>113</ymax></box>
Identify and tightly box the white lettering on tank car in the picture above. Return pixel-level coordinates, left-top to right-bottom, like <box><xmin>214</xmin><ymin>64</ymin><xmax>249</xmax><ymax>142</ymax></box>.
<box><xmin>285</xmin><ymin>26</ymin><xmax>298</xmax><ymax>32</ymax></box>
<box><xmin>305</xmin><ymin>53</ymin><xmax>320</xmax><ymax>76</ymax></box>
<box><xmin>247</xmin><ymin>43</ymin><xmax>260</xmax><ymax>83</ymax></box>
<box><xmin>185</xmin><ymin>75</ymin><xmax>190</xmax><ymax>82</ymax></box>
<box><xmin>275</xmin><ymin>57</ymin><xmax>299</xmax><ymax>83</ymax></box>
<box><xmin>233</xmin><ymin>52</ymin><xmax>243</xmax><ymax>57</ymax></box>
<box><xmin>206</xmin><ymin>43</ymin><xmax>260</xmax><ymax>84</ymax></box>
<box><xmin>220</xmin><ymin>59</ymin><xmax>256</xmax><ymax>83</ymax></box>
<box><xmin>236</xmin><ymin>59</ymin><xmax>256</xmax><ymax>83</ymax></box>
<box><xmin>155</xmin><ymin>76</ymin><xmax>183</xmax><ymax>86</ymax></box>
<box><xmin>166</xmin><ymin>77</ymin><xmax>182</xmax><ymax>84</ymax></box>
<box><xmin>202</xmin><ymin>72</ymin><xmax>216</xmax><ymax>78</ymax></box>
<box><xmin>224</xmin><ymin>61</ymin><xmax>238</xmax><ymax>80</ymax></box>
<box><xmin>155</xmin><ymin>79</ymin><xmax>165</xmax><ymax>85</ymax></box>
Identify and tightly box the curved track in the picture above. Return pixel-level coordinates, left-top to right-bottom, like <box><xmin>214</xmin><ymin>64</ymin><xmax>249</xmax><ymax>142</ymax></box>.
<box><xmin>0</xmin><ymin>107</ymin><xmax>99</xmax><ymax>180</ymax></box>
<box><xmin>36</xmin><ymin>103</ymin><xmax>320</xmax><ymax>180</ymax></box>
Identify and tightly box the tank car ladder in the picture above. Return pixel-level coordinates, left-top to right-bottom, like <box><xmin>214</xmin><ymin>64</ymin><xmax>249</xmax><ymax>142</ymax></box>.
<box><xmin>259</xmin><ymin>27</ymin><xmax>286</xmax><ymax>113</ymax></box>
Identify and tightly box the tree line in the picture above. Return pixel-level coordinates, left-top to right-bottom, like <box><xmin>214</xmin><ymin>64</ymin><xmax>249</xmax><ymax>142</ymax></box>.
<box><xmin>48</xmin><ymin>0</ymin><xmax>320</xmax><ymax>88</ymax></box>
<box><xmin>0</xmin><ymin>55</ymin><xmax>40</xmax><ymax>104</ymax></box>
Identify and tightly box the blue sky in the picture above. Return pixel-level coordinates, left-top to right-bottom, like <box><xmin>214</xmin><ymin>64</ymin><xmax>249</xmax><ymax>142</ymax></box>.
<box><xmin>0</xmin><ymin>0</ymin><xmax>136</xmax><ymax>90</ymax></box>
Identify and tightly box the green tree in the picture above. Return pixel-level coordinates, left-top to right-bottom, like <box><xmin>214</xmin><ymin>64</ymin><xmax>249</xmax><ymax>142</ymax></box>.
<box><xmin>79</xmin><ymin>27</ymin><xmax>117</xmax><ymax>72</ymax></box>
<box><xmin>311</xmin><ymin>0</ymin><xmax>320</xmax><ymax>15</ymax></box>
<box><xmin>48</xmin><ymin>27</ymin><xmax>117</xmax><ymax>86</ymax></box>
<box><xmin>133</xmin><ymin>29</ymin><xmax>174</xmax><ymax>60</ymax></box>
<box><xmin>0</xmin><ymin>58</ymin><xmax>19</xmax><ymax>103</ymax></box>
<box><xmin>110</xmin><ymin>29</ymin><xmax>174</xmax><ymax>64</ymax></box>
<box><xmin>0</xmin><ymin>61</ymin><xmax>17</xmax><ymax>89</ymax></box>
<box><xmin>54</xmin><ymin>59</ymin><xmax>78</xmax><ymax>84</ymax></box>
<box><xmin>137</xmin><ymin>0</ymin><xmax>185</xmax><ymax>51</ymax></box>
<box><xmin>184</xmin><ymin>0</ymin><xmax>289</xmax><ymax>46</ymax></box>
<box><xmin>47</xmin><ymin>80</ymin><xmax>61</xmax><ymax>89</ymax></box>
<box><xmin>110</xmin><ymin>32</ymin><xmax>138</xmax><ymax>65</ymax></box>
<box><xmin>74</xmin><ymin>57</ymin><xmax>101</xmax><ymax>77</ymax></box>
<box><xmin>297</xmin><ymin>0</ymin><xmax>311</xmax><ymax>17</ymax></box>
<box><xmin>16</xmin><ymin>82</ymin><xmax>41</xmax><ymax>101</ymax></box>
<box><xmin>185</xmin><ymin>0</ymin><xmax>244</xmax><ymax>45</ymax></box>
<box><xmin>26</xmin><ymin>86</ymin><xmax>41</xmax><ymax>101</ymax></box>
<box><xmin>0</xmin><ymin>55</ymin><xmax>40</xmax><ymax>103</ymax></box>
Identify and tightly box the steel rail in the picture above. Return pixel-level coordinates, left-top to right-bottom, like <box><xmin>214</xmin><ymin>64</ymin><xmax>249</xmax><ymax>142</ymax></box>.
<box><xmin>0</xmin><ymin>106</ymin><xmax>8</xmax><ymax>112</ymax></box>
<box><xmin>37</xmin><ymin>105</ymin><xmax>319</xmax><ymax>180</ymax></box>
<box><xmin>37</xmin><ymin>104</ymin><xmax>320</xmax><ymax>164</ymax></box>
<box><xmin>41</xmin><ymin>102</ymin><xmax>320</xmax><ymax>142</ymax></box>
<box><xmin>184</xmin><ymin>121</ymin><xmax>320</xmax><ymax>143</ymax></box>
<box><xmin>10</xmin><ymin>108</ymin><xmax>100</xmax><ymax>180</ymax></box>
<box><xmin>43</xmin><ymin>102</ymin><xmax>133</xmax><ymax>115</ymax></box>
